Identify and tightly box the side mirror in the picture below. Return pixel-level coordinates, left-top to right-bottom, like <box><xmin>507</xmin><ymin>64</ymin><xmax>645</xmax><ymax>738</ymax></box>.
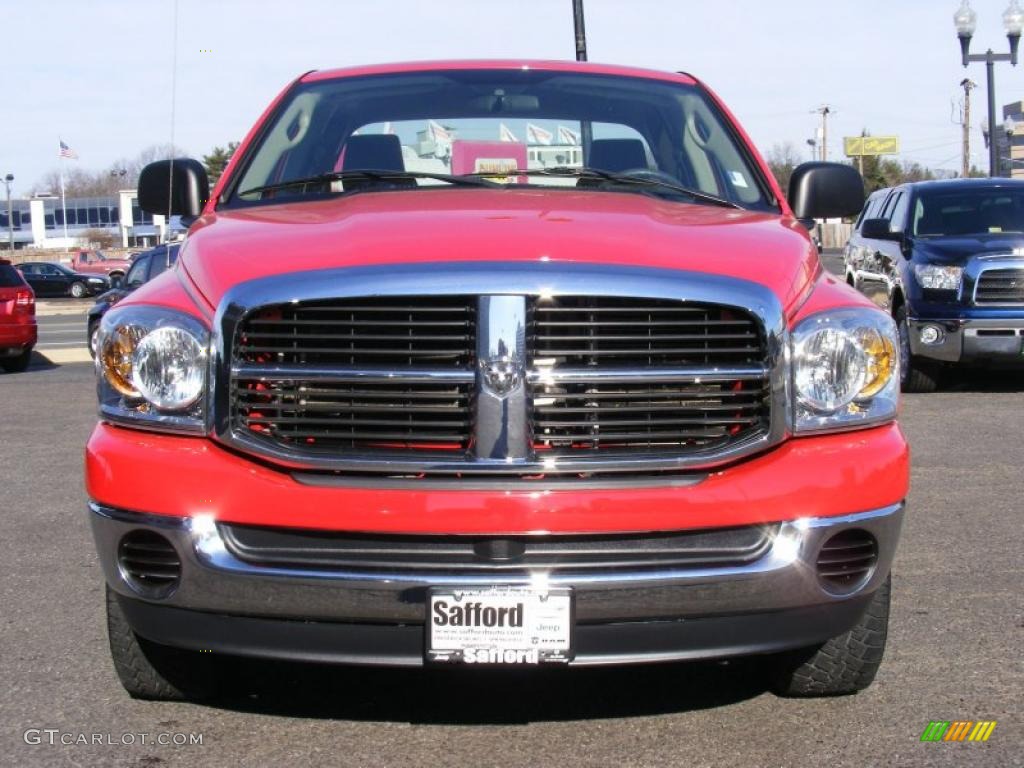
<box><xmin>788</xmin><ymin>162</ymin><xmax>864</xmax><ymax>220</ymax></box>
<box><xmin>137</xmin><ymin>159</ymin><xmax>209</xmax><ymax>217</ymax></box>
<box><xmin>860</xmin><ymin>218</ymin><xmax>901</xmax><ymax>240</ymax></box>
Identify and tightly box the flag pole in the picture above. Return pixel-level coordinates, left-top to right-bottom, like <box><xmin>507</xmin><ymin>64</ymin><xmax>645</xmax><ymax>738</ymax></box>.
<box><xmin>59</xmin><ymin>139</ymin><xmax>68</xmax><ymax>252</ymax></box>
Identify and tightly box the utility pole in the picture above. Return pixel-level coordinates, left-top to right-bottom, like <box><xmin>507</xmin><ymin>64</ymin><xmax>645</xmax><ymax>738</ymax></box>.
<box><xmin>960</xmin><ymin>78</ymin><xmax>976</xmax><ymax>176</ymax></box>
<box><xmin>813</xmin><ymin>105</ymin><xmax>834</xmax><ymax>161</ymax></box>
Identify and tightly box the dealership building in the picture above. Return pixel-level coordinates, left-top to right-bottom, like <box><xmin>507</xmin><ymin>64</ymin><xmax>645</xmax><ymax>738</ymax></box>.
<box><xmin>0</xmin><ymin>190</ymin><xmax>181</xmax><ymax>250</ymax></box>
<box><xmin>1002</xmin><ymin>100</ymin><xmax>1024</xmax><ymax>178</ymax></box>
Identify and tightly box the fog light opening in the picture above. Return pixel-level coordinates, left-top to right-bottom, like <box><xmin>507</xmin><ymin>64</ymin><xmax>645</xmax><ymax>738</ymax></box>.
<box><xmin>117</xmin><ymin>530</ymin><xmax>181</xmax><ymax>598</ymax></box>
<box><xmin>919</xmin><ymin>325</ymin><xmax>944</xmax><ymax>345</ymax></box>
<box><xmin>816</xmin><ymin>529</ymin><xmax>878</xmax><ymax>594</ymax></box>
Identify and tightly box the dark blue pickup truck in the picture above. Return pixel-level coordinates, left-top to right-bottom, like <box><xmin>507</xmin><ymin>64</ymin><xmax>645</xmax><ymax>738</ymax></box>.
<box><xmin>844</xmin><ymin>179</ymin><xmax>1024</xmax><ymax>391</ymax></box>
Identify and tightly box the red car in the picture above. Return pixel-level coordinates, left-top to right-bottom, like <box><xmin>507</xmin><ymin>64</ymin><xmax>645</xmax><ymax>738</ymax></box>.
<box><xmin>0</xmin><ymin>259</ymin><xmax>37</xmax><ymax>372</ymax></box>
<box><xmin>87</xmin><ymin>61</ymin><xmax>908</xmax><ymax>701</ymax></box>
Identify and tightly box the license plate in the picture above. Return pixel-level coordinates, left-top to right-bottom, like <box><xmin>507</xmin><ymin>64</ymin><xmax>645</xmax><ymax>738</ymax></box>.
<box><xmin>426</xmin><ymin>587</ymin><xmax>574</xmax><ymax>664</ymax></box>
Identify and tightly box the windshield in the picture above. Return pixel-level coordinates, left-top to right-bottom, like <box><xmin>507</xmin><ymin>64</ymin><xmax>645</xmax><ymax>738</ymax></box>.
<box><xmin>0</xmin><ymin>265</ymin><xmax>24</xmax><ymax>288</ymax></box>
<box><xmin>228</xmin><ymin>69</ymin><xmax>774</xmax><ymax>210</ymax></box>
<box><xmin>913</xmin><ymin>187</ymin><xmax>1024</xmax><ymax>237</ymax></box>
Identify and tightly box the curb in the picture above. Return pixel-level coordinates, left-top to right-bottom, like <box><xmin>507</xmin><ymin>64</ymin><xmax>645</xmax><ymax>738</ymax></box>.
<box><xmin>37</xmin><ymin>348</ymin><xmax>93</xmax><ymax>365</ymax></box>
<box><xmin>36</xmin><ymin>305</ymin><xmax>91</xmax><ymax>318</ymax></box>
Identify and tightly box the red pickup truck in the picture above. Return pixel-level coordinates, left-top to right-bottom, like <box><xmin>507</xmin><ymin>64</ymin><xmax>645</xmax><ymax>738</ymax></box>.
<box><xmin>88</xmin><ymin>61</ymin><xmax>908</xmax><ymax>701</ymax></box>
<box><xmin>69</xmin><ymin>249</ymin><xmax>132</xmax><ymax>286</ymax></box>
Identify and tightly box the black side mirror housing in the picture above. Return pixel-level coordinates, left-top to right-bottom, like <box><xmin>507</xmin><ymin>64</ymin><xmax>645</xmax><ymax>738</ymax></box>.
<box><xmin>860</xmin><ymin>217</ymin><xmax>902</xmax><ymax>241</ymax></box>
<box><xmin>137</xmin><ymin>159</ymin><xmax>209</xmax><ymax>217</ymax></box>
<box><xmin>787</xmin><ymin>162</ymin><xmax>864</xmax><ymax>220</ymax></box>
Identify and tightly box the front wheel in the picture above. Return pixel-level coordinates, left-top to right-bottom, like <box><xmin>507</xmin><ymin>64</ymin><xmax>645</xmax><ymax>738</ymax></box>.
<box><xmin>771</xmin><ymin>575</ymin><xmax>891</xmax><ymax>697</ymax></box>
<box><xmin>69</xmin><ymin>281</ymin><xmax>88</xmax><ymax>299</ymax></box>
<box><xmin>895</xmin><ymin>305</ymin><xmax>940</xmax><ymax>393</ymax></box>
<box><xmin>105</xmin><ymin>586</ymin><xmax>221</xmax><ymax>701</ymax></box>
<box><xmin>0</xmin><ymin>348</ymin><xmax>32</xmax><ymax>373</ymax></box>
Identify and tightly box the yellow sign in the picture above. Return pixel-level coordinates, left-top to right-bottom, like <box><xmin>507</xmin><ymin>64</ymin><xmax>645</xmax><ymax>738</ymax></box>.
<box><xmin>844</xmin><ymin>136</ymin><xmax>900</xmax><ymax>157</ymax></box>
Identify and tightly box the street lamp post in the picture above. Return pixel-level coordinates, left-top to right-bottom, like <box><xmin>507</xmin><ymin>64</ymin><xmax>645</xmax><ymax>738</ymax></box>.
<box><xmin>3</xmin><ymin>174</ymin><xmax>13</xmax><ymax>252</ymax></box>
<box><xmin>955</xmin><ymin>0</ymin><xmax>1023</xmax><ymax>176</ymax></box>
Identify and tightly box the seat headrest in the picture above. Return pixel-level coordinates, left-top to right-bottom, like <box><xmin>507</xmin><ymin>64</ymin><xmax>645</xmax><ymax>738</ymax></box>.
<box><xmin>587</xmin><ymin>139</ymin><xmax>647</xmax><ymax>173</ymax></box>
<box><xmin>342</xmin><ymin>134</ymin><xmax>406</xmax><ymax>172</ymax></box>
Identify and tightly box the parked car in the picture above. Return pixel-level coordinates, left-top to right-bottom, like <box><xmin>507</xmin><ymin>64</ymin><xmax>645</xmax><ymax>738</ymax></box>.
<box><xmin>87</xmin><ymin>244</ymin><xmax>180</xmax><ymax>356</ymax></box>
<box><xmin>16</xmin><ymin>262</ymin><xmax>109</xmax><ymax>298</ymax></box>
<box><xmin>89</xmin><ymin>61</ymin><xmax>907</xmax><ymax>702</ymax></box>
<box><xmin>0</xmin><ymin>259</ymin><xmax>37</xmax><ymax>372</ymax></box>
<box><xmin>69</xmin><ymin>249</ymin><xmax>133</xmax><ymax>287</ymax></box>
<box><xmin>844</xmin><ymin>178</ymin><xmax>1024</xmax><ymax>391</ymax></box>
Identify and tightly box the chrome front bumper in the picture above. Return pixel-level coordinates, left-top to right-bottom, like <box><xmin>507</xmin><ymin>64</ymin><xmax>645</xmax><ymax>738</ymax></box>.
<box><xmin>90</xmin><ymin>501</ymin><xmax>903</xmax><ymax>626</ymax></box>
<box><xmin>909</xmin><ymin>316</ymin><xmax>1024</xmax><ymax>363</ymax></box>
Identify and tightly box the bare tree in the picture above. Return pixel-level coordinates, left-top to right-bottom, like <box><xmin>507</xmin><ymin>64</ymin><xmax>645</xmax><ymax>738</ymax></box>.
<box><xmin>82</xmin><ymin>228</ymin><xmax>117</xmax><ymax>248</ymax></box>
<box><xmin>765</xmin><ymin>142</ymin><xmax>803</xmax><ymax>194</ymax></box>
<box><xmin>30</xmin><ymin>144</ymin><xmax>188</xmax><ymax>198</ymax></box>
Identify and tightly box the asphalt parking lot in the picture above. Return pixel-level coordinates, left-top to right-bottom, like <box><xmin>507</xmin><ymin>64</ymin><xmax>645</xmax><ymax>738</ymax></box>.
<box><xmin>1</xmin><ymin>254</ymin><xmax>1021</xmax><ymax>767</ymax></box>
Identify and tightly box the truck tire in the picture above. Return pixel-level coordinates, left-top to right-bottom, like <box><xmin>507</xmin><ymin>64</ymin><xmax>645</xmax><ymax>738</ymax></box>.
<box><xmin>0</xmin><ymin>348</ymin><xmax>32</xmax><ymax>373</ymax></box>
<box><xmin>105</xmin><ymin>585</ymin><xmax>220</xmax><ymax>701</ymax></box>
<box><xmin>88</xmin><ymin>320</ymin><xmax>99</xmax><ymax>358</ymax></box>
<box><xmin>70</xmin><ymin>281</ymin><xmax>88</xmax><ymax>299</ymax></box>
<box><xmin>770</xmin><ymin>575</ymin><xmax>890</xmax><ymax>697</ymax></box>
<box><xmin>895</xmin><ymin>306</ymin><xmax>939</xmax><ymax>393</ymax></box>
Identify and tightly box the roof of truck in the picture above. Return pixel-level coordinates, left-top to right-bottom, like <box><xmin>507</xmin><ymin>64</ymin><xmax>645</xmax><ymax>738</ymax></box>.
<box><xmin>302</xmin><ymin>60</ymin><xmax>698</xmax><ymax>86</ymax></box>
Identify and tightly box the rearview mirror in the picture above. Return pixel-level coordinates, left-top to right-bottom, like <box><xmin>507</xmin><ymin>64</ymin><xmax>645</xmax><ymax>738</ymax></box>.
<box><xmin>860</xmin><ymin>218</ymin><xmax>901</xmax><ymax>240</ymax></box>
<box><xmin>138</xmin><ymin>159</ymin><xmax>209</xmax><ymax>217</ymax></box>
<box><xmin>788</xmin><ymin>162</ymin><xmax>864</xmax><ymax>220</ymax></box>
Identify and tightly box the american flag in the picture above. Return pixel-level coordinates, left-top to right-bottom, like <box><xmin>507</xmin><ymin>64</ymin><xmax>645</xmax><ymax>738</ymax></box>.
<box><xmin>58</xmin><ymin>140</ymin><xmax>78</xmax><ymax>159</ymax></box>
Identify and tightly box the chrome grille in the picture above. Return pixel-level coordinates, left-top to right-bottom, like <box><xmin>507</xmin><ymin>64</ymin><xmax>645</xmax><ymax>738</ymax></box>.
<box><xmin>975</xmin><ymin>268</ymin><xmax>1024</xmax><ymax>304</ymax></box>
<box><xmin>231</xmin><ymin>297</ymin><xmax>475</xmax><ymax>453</ymax></box>
<box><xmin>529</xmin><ymin>296</ymin><xmax>769</xmax><ymax>454</ymax></box>
<box><xmin>219</xmin><ymin>264</ymin><xmax>783</xmax><ymax>477</ymax></box>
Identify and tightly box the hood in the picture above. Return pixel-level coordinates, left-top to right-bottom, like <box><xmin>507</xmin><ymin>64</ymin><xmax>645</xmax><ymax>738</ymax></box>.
<box><xmin>180</xmin><ymin>189</ymin><xmax>817</xmax><ymax>314</ymax></box>
<box><xmin>913</xmin><ymin>233</ymin><xmax>1024</xmax><ymax>263</ymax></box>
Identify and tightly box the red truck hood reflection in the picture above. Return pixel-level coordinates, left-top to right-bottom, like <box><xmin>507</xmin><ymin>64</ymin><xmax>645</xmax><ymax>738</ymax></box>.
<box><xmin>181</xmin><ymin>189</ymin><xmax>817</xmax><ymax>313</ymax></box>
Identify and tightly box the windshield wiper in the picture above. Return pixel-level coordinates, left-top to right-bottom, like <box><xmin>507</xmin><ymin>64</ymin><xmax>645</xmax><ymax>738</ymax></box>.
<box><xmin>466</xmin><ymin>166</ymin><xmax>742</xmax><ymax>209</ymax></box>
<box><xmin>238</xmin><ymin>169</ymin><xmax>502</xmax><ymax>198</ymax></box>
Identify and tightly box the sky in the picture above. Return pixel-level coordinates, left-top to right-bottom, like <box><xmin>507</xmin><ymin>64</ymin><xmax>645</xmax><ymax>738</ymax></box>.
<box><xmin>4</xmin><ymin>0</ymin><xmax>1024</xmax><ymax>196</ymax></box>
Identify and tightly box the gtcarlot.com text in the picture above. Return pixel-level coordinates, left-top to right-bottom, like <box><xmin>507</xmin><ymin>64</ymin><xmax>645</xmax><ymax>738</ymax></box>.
<box><xmin>23</xmin><ymin>729</ymin><xmax>203</xmax><ymax>746</ymax></box>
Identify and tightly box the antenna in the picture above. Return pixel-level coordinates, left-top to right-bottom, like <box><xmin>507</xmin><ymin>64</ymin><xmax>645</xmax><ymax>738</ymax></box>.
<box><xmin>572</xmin><ymin>0</ymin><xmax>588</xmax><ymax>61</ymax></box>
<box><xmin>166</xmin><ymin>0</ymin><xmax>179</xmax><ymax>243</ymax></box>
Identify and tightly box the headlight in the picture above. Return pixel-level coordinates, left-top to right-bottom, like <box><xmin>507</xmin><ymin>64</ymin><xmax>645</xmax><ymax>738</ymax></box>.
<box><xmin>913</xmin><ymin>263</ymin><xmax>962</xmax><ymax>291</ymax></box>
<box><xmin>95</xmin><ymin>305</ymin><xmax>210</xmax><ymax>432</ymax></box>
<box><xmin>792</xmin><ymin>308</ymin><xmax>899</xmax><ymax>433</ymax></box>
<box><xmin>88</xmin><ymin>277</ymin><xmax>105</xmax><ymax>284</ymax></box>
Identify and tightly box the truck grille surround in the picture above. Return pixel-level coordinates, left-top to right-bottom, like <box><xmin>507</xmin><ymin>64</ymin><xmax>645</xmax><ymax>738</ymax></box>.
<box><xmin>219</xmin><ymin>265</ymin><xmax>784</xmax><ymax>480</ymax></box>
